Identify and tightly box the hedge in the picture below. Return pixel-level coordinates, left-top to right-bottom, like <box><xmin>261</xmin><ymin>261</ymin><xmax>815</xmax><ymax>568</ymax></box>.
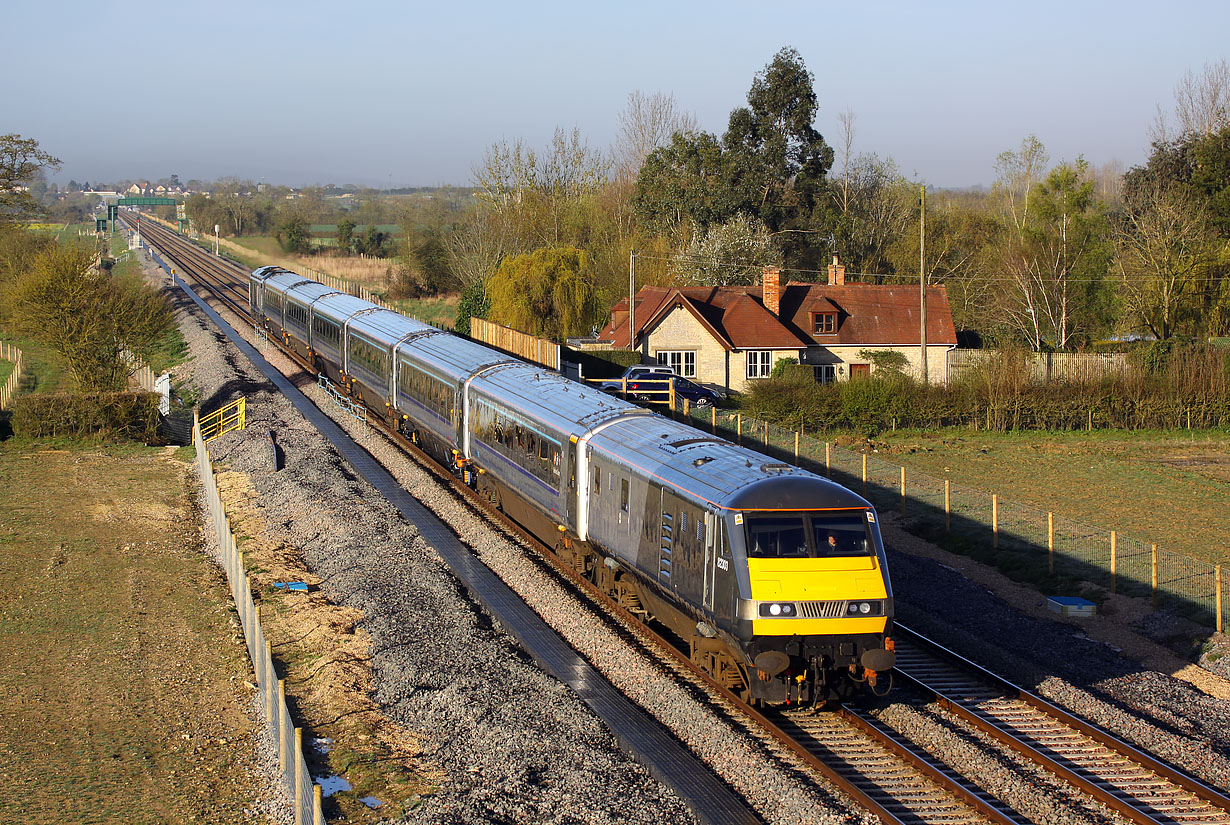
<box><xmin>11</xmin><ymin>391</ymin><xmax>163</xmax><ymax>441</ymax></box>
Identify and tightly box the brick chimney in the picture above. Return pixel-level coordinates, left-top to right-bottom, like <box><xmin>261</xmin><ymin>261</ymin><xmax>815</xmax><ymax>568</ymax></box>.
<box><xmin>762</xmin><ymin>265</ymin><xmax>780</xmax><ymax>316</ymax></box>
<box><xmin>827</xmin><ymin>255</ymin><xmax>845</xmax><ymax>286</ymax></box>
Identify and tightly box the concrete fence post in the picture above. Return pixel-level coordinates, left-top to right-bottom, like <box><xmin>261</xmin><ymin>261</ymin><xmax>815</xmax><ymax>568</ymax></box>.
<box><xmin>294</xmin><ymin>728</ymin><xmax>305</xmax><ymax>825</ymax></box>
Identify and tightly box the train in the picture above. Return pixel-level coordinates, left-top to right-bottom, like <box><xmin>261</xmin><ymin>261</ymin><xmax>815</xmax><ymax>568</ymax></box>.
<box><xmin>249</xmin><ymin>265</ymin><xmax>896</xmax><ymax>705</ymax></box>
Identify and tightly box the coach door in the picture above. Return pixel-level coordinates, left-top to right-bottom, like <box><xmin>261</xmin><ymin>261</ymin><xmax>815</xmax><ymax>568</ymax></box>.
<box><xmin>659</xmin><ymin>489</ymin><xmax>682</xmax><ymax>589</ymax></box>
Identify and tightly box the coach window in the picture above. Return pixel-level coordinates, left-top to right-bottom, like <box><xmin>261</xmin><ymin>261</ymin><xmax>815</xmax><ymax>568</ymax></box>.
<box><xmin>620</xmin><ymin>478</ymin><xmax>629</xmax><ymax>512</ymax></box>
<box><xmin>593</xmin><ymin>466</ymin><xmax>601</xmax><ymax>496</ymax></box>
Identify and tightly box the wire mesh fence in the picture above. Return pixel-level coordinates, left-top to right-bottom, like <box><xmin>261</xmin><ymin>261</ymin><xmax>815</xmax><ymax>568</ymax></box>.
<box><xmin>195</xmin><ymin>414</ymin><xmax>325</xmax><ymax>825</ymax></box>
<box><xmin>688</xmin><ymin>406</ymin><xmax>1225</xmax><ymax>631</ymax></box>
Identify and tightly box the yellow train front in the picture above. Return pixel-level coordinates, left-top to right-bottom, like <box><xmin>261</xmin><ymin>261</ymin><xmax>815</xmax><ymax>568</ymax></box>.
<box><xmin>726</xmin><ymin>481</ymin><xmax>895</xmax><ymax>704</ymax></box>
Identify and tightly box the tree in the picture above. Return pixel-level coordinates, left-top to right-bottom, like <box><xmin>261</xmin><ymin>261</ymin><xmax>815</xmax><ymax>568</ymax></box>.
<box><xmin>486</xmin><ymin>246</ymin><xmax>601</xmax><ymax>340</ymax></box>
<box><xmin>7</xmin><ymin>243</ymin><xmax>173</xmax><ymax>390</ymax></box>
<box><xmin>336</xmin><ymin>218</ymin><xmax>355</xmax><ymax>251</ymax></box>
<box><xmin>1152</xmin><ymin>59</ymin><xmax>1230</xmax><ymax>142</ymax></box>
<box><xmin>830</xmin><ymin>153</ymin><xmax>914</xmax><ymax>278</ymax></box>
<box><xmin>0</xmin><ymin>134</ymin><xmax>61</xmax><ymax>223</ymax></box>
<box><xmin>1115</xmin><ymin>183</ymin><xmax>1221</xmax><ymax>339</ymax></box>
<box><xmin>613</xmin><ymin>90</ymin><xmax>697</xmax><ymax>183</ymax></box>
<box><xmin>671</xmin><ymin>213</ymin><xmax>781</xmax><ymax>286</ymax></box>
<box><xmin>277</xmin><ymin>217</ymin><xmax>312</xmax><ymax>254</ymax></box>
<box><xmin>994</xmin><ymin>157</ymin><xmax>1113</xmax><ymax>350</ymax></box>
<box><xmin>632</xmin><ymin>47</ymin><xmax>834</xmax><ymax>266</ymax></box>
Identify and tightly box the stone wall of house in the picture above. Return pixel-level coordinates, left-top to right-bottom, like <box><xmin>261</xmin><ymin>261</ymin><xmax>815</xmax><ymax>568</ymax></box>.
<box><xmin>643</xmin><ymin>308</ymin><xmax>729</xmax><ymax>389</ymax></box>
<box><xmin>816</xmin><ymin>344</ymin><xmax>953</xmax><ymax>382</ymax></box>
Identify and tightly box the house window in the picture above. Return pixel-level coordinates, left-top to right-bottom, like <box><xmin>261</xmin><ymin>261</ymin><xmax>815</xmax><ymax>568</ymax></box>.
<box><xmin>656</xmin><ymin>350</ymin><xmax>696</xmax><ymax>378</ymax></box>
<box><xmin>746</xmin><ymin>350</ymin><xmax>773</xmax><ymax>379</ymax></box>
<box><xmin>813</xmin><ymin>313</ymin><xmax>836</xmax><ymax>334</ymax></box>
<box><xmin>815</xmin><ymin>365</ymin><xmax>837</xmax><ymax>384</ymax></box>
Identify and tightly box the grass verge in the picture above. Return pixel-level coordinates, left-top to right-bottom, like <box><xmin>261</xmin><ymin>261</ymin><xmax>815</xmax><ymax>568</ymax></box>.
<box><xmin>0</xmin><ymin>442</ymin><xmax>268</xmax><ymax>824</ymax></box>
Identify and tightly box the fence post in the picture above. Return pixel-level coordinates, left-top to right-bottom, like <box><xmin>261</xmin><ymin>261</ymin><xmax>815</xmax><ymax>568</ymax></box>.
<box><xmin>711</xmin><ymin>406</ymin><xmax>717</xmax><ymax>434</ymax></box>
<box><xmin>899</xmin><ymin>466</ymin><xmax>906</xmax><ymax>516</ymax></box>
<box><xmin>294</xmin><ymin>728</ymin><xmax>305</xmax><ymax>825</ymax></box>
<box><xmin>1151</xmin><ymin>544</ymin><xmax>1158</xmax><ymax>610</ymax></box>
<box><xmin>278</xmin><ymin>680</ymin><xmax>288</xmax><ymax>772</ymax></box>
<box><xmin>825</xmin><ymin>442</ymin><xmax>831</xmax><ymax>477</ymax></box>
<box><xmin>861</xmin><ymin>454</ymin><xmax>867</xmax><ymax>495</ymax></box>
<box><xmin>1110</xmin><ymin>531</ymin><xmax>1117</xmax><ymax>594</ymax></box>
<box><xmin>1048</xmin><ymin>512</ymin><xmax>1054</xmax><ymax>575</ymax></box>
<box><xmin>763</xmin><ymin>420</ymin><xmax>768</xmax><ymax>448</ymax></box>
<box><xmin>794</xmin><ymin>431</ymin><xmax>799</xmax><ymax>463</ymax></box>
<box><xmin>992</xmin><ymin>494</ymin><xmax>999</xmax><ymax>549</ymax></box>
<box><xmin>945</xmin><ymin>480</ymin><xmax>951</xmax><ymax>533</ymax></box>
<box><xmin>266</xmin><ymin>642</ymin><xmax>276</xmax><ymax>720</ymax></box>
<box><xmin>314</xmin><ymin>785</ymin><xmax>324</xmax><ymax>825</ymax></box>
<box><xmin>736</xmin><ymin>413</ymin><xmax>742</xmax><ymax>445</ymax></box>
<box><xmin>1217</xmin><ymin>565</ymin><xmax>1223</xmax><ymax>634</ymax></box>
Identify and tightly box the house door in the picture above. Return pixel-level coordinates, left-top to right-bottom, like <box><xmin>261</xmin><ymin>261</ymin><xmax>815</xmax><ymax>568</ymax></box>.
<box><xmin>849</xmin><ymin>363</ymin><xmax>871</xmax><ymax>380</ymax></box>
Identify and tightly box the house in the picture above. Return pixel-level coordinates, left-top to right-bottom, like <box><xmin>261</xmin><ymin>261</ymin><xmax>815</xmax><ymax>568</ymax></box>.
<box><xmin>590</xmin><ymin>258</ymin><xmax>958</xmax><ymax>394</ymax></box>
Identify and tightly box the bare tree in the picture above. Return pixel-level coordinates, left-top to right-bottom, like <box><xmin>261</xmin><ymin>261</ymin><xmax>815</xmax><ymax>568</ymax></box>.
<box><xmin>1151</xmin><ymin>59</ymin><xmax>1230</xmax><ymax>141</ymax></box>
<box><xmin>613</xmin><ymin>91</ymin><xmax>697</xmax><ymax>183</ymax></box>
<box><xmin>835</xmin><ymin>108</ymin><xmax>856</xmax><ymax>216</ymax></box>
<box><xmin>992</xmin><ymin>135</ymin><xmax>1050</xmax><ymax>233</ymax></box>
<box><xmin>1115</xmin><ymin>183</ymin><xmax>1219</xmax><ymax>339</ymax></box>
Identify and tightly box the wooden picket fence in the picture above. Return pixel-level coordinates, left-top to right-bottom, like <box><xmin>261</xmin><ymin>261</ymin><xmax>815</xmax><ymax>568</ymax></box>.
<box><xmin>0</xmin><ymin>342</ymin><xmax>24</xmax><ymax>410</ymax></box>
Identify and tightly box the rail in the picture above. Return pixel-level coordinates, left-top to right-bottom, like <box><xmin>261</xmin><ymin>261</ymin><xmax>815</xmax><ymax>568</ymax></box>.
<box><xmin>194</xmin><ymin>413</ymin><xmax>324</xmax><ymax>825</ymax></box>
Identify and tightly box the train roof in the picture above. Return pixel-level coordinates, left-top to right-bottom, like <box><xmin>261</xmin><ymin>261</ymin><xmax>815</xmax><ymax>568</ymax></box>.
<box><xmin>347</xmin><ymin>306</ymin><xmax>437</xmax><ymax>346</ymax></box>
<box><xmin>468</xmin><ymin>362</ymin><xmax>651</xmax><ymax>436</ymax></box>
<box><xmin>395</xmin><ymin>329</ymin><xmax>513</xmax><ymax>383</ymax></box>
<box><xmin>588</xmin><ymin>415</ymin><xmax>870</xmax><ymax>513</ymax></box>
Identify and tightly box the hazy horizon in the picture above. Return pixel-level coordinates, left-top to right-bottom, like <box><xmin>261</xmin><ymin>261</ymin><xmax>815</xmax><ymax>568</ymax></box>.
<box><xmin>6</xmin><ymin>0</ymin><xmax>1227</xmax><ymax>190</ymax></box>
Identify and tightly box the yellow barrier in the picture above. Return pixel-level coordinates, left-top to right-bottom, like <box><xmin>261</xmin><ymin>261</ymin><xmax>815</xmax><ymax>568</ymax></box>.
<box><xmin>200</xmin><ymin>397</ymin><xmax>246</xmax><ymax>442</ymax></box>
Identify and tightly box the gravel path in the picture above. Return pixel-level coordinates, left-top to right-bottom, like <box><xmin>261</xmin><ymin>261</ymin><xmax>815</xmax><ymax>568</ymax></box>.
<box><xmin>149</xmin><ymin>243</ymin><xmax>1230</xmax><ymax>822</ymax></box>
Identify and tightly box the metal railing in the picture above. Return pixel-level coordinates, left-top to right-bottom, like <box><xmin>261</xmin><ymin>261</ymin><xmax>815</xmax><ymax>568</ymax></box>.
<box><xmin>0</xmin><ymin>342</ymin><xmax>24</xmax><ymax>410</ymax></box>
<box><xmin>200</xmin><ymin>397</ymin><xmax>247</xmax><ymax>442</ymax></box>
<box><xmin>194</xmin><ymin>412</ymin><xmax>324</xmax><ymax>825</ymax></box>
<box><xmin>687</xmin><ymin>406</ymin><xmax>1225</xmax><ymax>632</ymax></box>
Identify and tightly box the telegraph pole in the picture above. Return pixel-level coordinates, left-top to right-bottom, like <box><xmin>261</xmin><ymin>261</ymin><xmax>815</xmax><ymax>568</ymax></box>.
<box><xmin>919</xmin><ymin>185</ymin><xmax>928</xmax><ymax>384</ymax></box>
<box><xmin>629</xmin><ymin>250</ymin><xmax>636</xmax><ymax>353</ymax></box>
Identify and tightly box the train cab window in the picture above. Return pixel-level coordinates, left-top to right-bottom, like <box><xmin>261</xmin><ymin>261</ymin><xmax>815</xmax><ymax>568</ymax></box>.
<box><xmin>620</xmin><ymin>478</ymin><xmax>629</xmax><ymax>512</ymax></box>
<box><xmin>812</xmin><ymin>516</ymin><xmax>872</xmax><ymax>557</ymax></box>
<box><xmin>746</xmin><ymin>517</ymin><xmax>809</xmax><ymax>558</ymax></box>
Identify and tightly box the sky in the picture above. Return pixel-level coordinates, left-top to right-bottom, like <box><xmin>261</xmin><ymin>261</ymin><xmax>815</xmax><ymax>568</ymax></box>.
<box><xmin>4</xmin><ymin>0</ymin><xmax>1227</xmax><ymax>190</ymax></box>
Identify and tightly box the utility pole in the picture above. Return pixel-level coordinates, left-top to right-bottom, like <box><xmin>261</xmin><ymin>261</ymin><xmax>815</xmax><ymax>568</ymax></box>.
<box><xmin>629</xmin><ymin>250</ymin><xmax>636</xmax><ymax>354</ymax></box>
<box><xmin>919</xmin><ymin>185</ymin><xmax>928</xmax><ymax>384</ymax></box>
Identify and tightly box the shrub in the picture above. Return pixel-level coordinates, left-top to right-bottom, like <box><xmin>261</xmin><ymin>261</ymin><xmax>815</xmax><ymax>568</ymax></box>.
<box><xmin>11</xmin><ymin>391</ymin><xmax>162</xmax><ymax>441</ymax></box>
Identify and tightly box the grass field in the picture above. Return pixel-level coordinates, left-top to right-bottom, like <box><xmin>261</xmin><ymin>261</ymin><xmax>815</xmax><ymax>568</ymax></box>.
<box><xmin>0</xmin><ymin>443</ymin><xmax>266</xmax><ymax>824</ymax></box>
<box><xmin>855</xmin><ymin>428</ymin><xmax>1230</xmax><ymax>565</ymax></box>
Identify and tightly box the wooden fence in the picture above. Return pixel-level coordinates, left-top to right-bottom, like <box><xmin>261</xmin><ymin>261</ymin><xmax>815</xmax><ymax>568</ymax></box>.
<box><xmin>470</xmin><ymin>317</ymin><xmax>561</xmax><ymax>371</ymax></box>
<box><xmin>195</xmin><ymin>414</ymin><xmax>324</xmax><ymax>825</ymax></box>
<box><xmin>948</xmin><ymin>349</ymin><xmax>1129</xmax><ymax>383</ymax></box>
<box><xmin>0</xmin><ymin>342</ymin><xmax>24</xmax><ymax>410</ymax></box>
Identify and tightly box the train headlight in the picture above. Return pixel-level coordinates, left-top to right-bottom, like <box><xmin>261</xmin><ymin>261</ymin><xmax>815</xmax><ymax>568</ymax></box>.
<box><xmin>847</xmin><ymin>601</ymin><xmax>881</xmax><ymax>616</ymax></box>
<box><xmin>758</xmin><ymin>602</ymin><xmax>797</xmax><ymax>617</ymax></box>
<box><xmin>859</xmin><ymin>602</ymin><xmax>871</xmax><ymax>614</ymax></box>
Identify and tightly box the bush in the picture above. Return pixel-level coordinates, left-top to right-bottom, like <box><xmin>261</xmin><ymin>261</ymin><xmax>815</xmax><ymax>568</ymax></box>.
<box><xmin>11</xmin><ymin>392</ymin><xmax>163</xmax><ymax>441</ymax></box>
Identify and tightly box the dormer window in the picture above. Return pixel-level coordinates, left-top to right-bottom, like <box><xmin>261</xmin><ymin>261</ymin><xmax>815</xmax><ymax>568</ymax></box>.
<box><xmin>813</xmin><ymin>312</ymin><xmax>837</xmax><ymax>334</ymax></box>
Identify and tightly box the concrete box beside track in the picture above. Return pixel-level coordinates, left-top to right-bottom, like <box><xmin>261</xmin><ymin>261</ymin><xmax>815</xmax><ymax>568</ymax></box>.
<box><xmin>1047</xmin><ymin>596</ymin><xmax>1096</xmax><ymax>618</ymax></box>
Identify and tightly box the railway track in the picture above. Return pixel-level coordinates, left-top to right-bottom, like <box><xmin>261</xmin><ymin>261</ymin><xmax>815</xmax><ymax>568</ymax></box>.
<box><xmin>891</xmin><ymin>624</ymin><xmax>1230</xmax><ymax>825</ymax></box>
<box><xmin>130</xmin><ymin>212</ymin><xmax>1230</xmax><ymax>825</ymax></box>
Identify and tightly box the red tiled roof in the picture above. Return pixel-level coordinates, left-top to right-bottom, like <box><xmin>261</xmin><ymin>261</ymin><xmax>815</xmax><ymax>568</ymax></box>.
<box><xmin>597</xmin><ymin>281</ymin><xmax>957</xmax><ymax>349</ymax></box>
